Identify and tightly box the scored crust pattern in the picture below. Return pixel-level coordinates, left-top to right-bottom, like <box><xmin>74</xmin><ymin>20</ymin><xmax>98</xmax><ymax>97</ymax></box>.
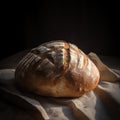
<box><xmin>15</xmin><ymin>40</ymin><xmax>100</xmax><ymax>97</ymax></box>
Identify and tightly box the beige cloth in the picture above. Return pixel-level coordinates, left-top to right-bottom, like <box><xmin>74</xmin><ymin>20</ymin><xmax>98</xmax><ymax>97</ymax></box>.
<box><xmin>0</xmin><ymin>51</ymin><xmax>120</xmax><ymax>120</ymax></box>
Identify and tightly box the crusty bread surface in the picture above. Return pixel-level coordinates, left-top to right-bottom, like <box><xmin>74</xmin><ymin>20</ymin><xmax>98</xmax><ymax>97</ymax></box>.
<box><xmin>15</xmin><ymin>40</ymin><xmax>100</xmax><ymax>97</ymax></box>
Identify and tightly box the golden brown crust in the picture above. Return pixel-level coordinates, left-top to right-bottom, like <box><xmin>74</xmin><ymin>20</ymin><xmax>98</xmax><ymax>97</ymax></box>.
<box><xmin>15</xmin><ymin>40</ymin><xmax>100</xmax><ymax>97</ymax></box>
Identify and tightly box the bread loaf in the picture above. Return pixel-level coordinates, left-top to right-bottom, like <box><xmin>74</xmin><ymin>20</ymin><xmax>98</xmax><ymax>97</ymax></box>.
<box><xmin>15</xmin><ymin>40</ymin><xmax>100</xmax><ymax>97</ymax></box>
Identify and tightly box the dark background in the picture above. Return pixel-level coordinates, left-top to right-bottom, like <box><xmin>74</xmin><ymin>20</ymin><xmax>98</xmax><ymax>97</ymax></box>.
<box><xmin>1</xmin><ymin>1</ymin><xmax>119</xmax><ymax>60</ymax></box>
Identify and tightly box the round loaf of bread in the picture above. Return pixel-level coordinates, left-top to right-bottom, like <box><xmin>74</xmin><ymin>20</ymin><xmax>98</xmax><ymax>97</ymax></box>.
<box><xmin>15</xmin><ymin>40</ymin><xmax>100</xmax><ymax>97</ymax></box>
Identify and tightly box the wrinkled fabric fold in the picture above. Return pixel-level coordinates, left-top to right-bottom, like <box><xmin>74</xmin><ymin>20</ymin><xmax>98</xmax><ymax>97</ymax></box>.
<box><xmin>0</xmin><ymin>52</ymin><xmax>120</xmax><ymax>120</ymax></box>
